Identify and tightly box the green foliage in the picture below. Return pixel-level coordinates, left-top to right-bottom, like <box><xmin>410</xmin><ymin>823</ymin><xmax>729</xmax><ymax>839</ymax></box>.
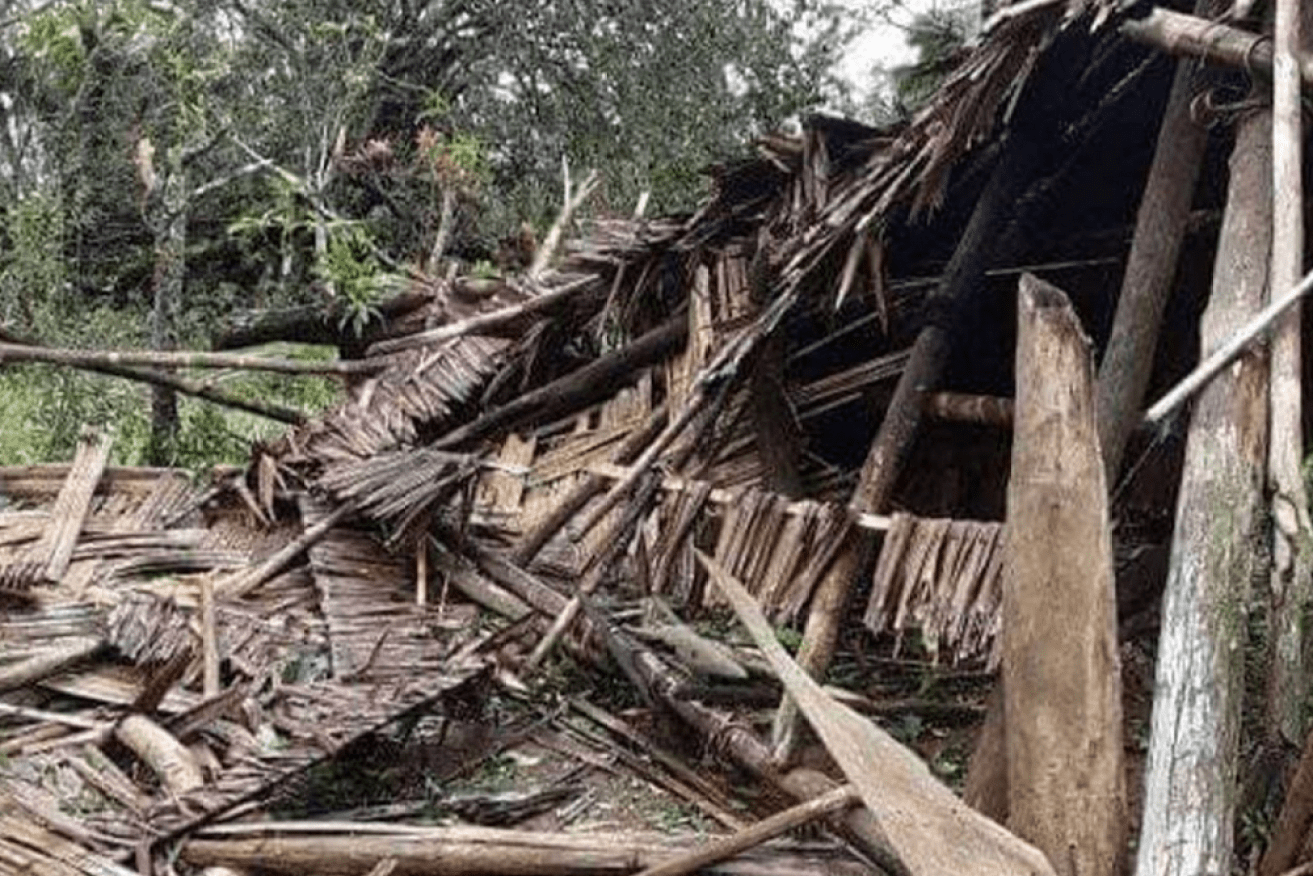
<box><xmin>315</xmin><ymin>224</ymin><xmax>387</xmax><ymax>336</ymax></box>
<box><xmin>0</xmin><ymin>191</ymin><xmax>65</xmax><ymax>328</ymax></box>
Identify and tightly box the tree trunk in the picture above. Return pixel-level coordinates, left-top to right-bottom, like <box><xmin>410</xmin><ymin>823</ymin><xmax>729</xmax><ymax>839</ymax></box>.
<box><xmin>1134</xmin><ymin>105</ymin><xmax>1271</xmax><ymax>876</ymax></box>
<box><xmin>1005</xmin><ymin>274</ymin><xmax>1126</xmax><ymax>876</ymax></box>
<box><xmin>147</xmin><ymin>149</ymin><xmax>186</xmax><ymax>465</ymax></box>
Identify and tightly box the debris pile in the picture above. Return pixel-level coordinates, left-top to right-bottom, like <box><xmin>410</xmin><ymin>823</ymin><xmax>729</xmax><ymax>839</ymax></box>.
<box><xmin>5</xmin><ymin>1</ymin><xmax>1313</xmax><ymax>875</ymax></box>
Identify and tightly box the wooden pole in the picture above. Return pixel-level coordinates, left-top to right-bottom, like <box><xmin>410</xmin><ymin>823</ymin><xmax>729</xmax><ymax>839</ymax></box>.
<box><xmin>1134</xmin><ymin>103</ymin><xmax>1271</xmax><ymax>876</ymax></box>
<box><xmin>1120</xmin><ymin>7</ymin><xmax>1313</xmax><ymax>87</ymax></box>
<box><xmin>1265</xmin><ymin>0</ymin><xmax>1309</xmax><ymax>749</ymax></box>
<box><xmin>1096</xmin><ymin>0</ymin><xmax>1223</xmax><ymax>480</ymax></box>
<box><xmin>1257</xmin><ymin>9</ymin><xmax>1313</xmax><ymax>870</ymax></box>
<box><xmin>181</xmin><ymin>824</ymin><xmax>870</xmax><ymax>876</ymax></box>
<box><xmin>633</xmin><ymin>785</ymin><xmax>859</xmax><ymax>876</ymax></box>
<box><xmin>1005</xmin><ymin>274</ymin><xmax>1126</xmax><ymax>876</ymax></box>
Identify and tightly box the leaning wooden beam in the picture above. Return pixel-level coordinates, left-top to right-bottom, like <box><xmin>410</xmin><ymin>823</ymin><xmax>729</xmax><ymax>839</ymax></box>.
<box><xmin>367</xmin><ymin>275</ymin><xmax>599</xmax><ymax>356</ymax></box>
<box><xmin>216</xmin><ymin>502</ymin><xmax>355</xmax><ymax>598</ymax></box>
<box><xmin>702</xmin><ymin>551</ymin><xmax>1055</xmax><ymax>876</ymax></box>
<box><xmin>634</xmin><ymin>784</ymin><xmax>860</xmax><ymax>876</ymax></box>
<box><xmin>433</xmin><ymin>315</ymin><xmax>687</xmax><ymax>450</ymax></box>
<box><xmin>181</xmin><ymin>824</ymin><xmax>870</xmax><ymax>876</ymax></box>
<box><xmin>1134</xmin><ymin>102</ymin><xmax>1271</xmax><ymax>876</ymax></box>
<box><xmin>0</xmin><ymin>341</ymin><xmax>381</xmax><ymax>375</ymax></box>
<box><xmin>1096</xmin><ymin>0</ymin><xmax>1221</xmax><ymax>480</ymax></box>
<box><xmin>1121</xmin><ymin>7</ymin><xmax>1313</xmax><ymax>88</ymax></box>
<box><xmin>38</xmin><ymin>426</ymin><xmax>113</xmax><ymax>584</ymax></box>
<box><xmin>1005</xmin><ymin>274</ymin><xmax>1126</xmax><ymax>875</ymax></box>
<box><xmin>1264</xmin><ymin>0</ymin><xmax>1310</xmax><ymax>750</ymax></box>
<box><xmin>774</xmin><ymin>125</ymin><xmax>1044</xmax><ymax>761</ymax></box>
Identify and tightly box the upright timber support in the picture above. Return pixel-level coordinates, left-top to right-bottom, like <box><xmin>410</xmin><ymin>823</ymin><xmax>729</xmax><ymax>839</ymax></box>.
<box><xmin>1265</xmin><ymin>0</ymin><xmax>1310</xmax><ymax>748</ymax></box>
<box><xmin>1134</xmin><ymin>106</ymin><xmax>1271</xmax><ymax>876</ymax></box>
<box><xmin>1006</xmin><ymin>274</ymin><xmax>1126</xmax><ymax>876</ymax></box>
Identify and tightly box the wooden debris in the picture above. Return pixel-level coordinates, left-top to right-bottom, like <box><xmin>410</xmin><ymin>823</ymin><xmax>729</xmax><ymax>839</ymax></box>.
<box><xmin>701</xmin><ymin>551</ymin><xmax>1056</xmax><ymax>876</ymax></box>
<box><xmin>634</xmin><ymin>784</ymin><xmax>860</xmax><ymax>876</ymax></box>
<box><xmin>115</xmin><ymin>714</ymin><xmax>204</xmax><ymax>795</ymax></box>
<box><xmin>182</xmin><ymin>823</ymin><xmax>869</xmax><ymax>876</ymax></box>
<box><xmin>0</xmin><ymin>636</ymin><xmax>104</xmax><ymax>693</ymax></box>
<box><xmin>772</xmin><ymin>120</ymin><xmax>1047</xmax><ymax>762</ymax></box>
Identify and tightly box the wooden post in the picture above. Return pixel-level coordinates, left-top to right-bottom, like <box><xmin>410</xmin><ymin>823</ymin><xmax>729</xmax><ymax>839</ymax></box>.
<box><xmin>1134</xmin><ymin>104</ymin><xmax>1271</xmax><ymax>876</ymax></box>
<box><xmin>1005</xmin><ymin>274</ymin><xmax>1126</xmax><ymax>876</ymax></box>
<box><xmin>1265</xmin><ymin>0</ymin><xmax>1310</xmax><ymax>748</ymax></box>
<box><xmin>1096</xmin><ymin>0</ymin><xmax>1223</xmax><ymax>480</ymax></box>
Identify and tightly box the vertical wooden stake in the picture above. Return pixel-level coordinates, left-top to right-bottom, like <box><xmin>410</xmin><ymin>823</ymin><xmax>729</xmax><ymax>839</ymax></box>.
<box><xmin>1005</xmin><ymin>274</ymin><xmax>1126</xmax><ymax>876</ymax></box>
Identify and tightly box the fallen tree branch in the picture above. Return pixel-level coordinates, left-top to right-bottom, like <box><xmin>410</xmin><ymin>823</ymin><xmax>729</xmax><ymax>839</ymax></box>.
<box><xmin>0</xmin><ymin>342</ymin><xmax>381</xmax><ymax>375</ymax></box>
<box><xmin>0</xmin><ymin>330</ymin><xmax>306</xmax><ymax>424</ymax></box>
<box><xmin>212</xmin><ymin>292</ymin><xmax>429</xmax><ymax>351</ymax></box>
<box><xmin>366</xmin><ymin>275</ymin><xmax>599</xmax><ymax>357</ymax></box>
<box><xmin>181</xmin><ymin>823</ymin><xmax>869</xmax><ymax>876</ymax></box>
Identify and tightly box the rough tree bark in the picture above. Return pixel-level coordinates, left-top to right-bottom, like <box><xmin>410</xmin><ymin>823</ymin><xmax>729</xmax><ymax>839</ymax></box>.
<box><xmin>1265</xmin><ymin>0</ymin><xmax>1309</xmax><ymax>749</ymax></box>
<box><xmin>1005</xmin><ymin>274</ymin><xmax>1125</xmax><ymax>876</ymax></box>
<box><xmin>145</xmin><ymin>144</ymin><xmax>186</xmax><ymax>465</ymax></box>
<box><xmin>1134</xmin><ymin>105</ymin><xmax>1271</xmax><ymax>876</ymax></box>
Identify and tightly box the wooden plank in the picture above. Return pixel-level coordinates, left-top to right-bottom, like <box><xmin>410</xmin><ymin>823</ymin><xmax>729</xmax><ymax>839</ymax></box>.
<box><xmin>38</xmin><ymin>428</ymin><xmax>113</xmax><ymax>584</ymax></box>
<box><xmin>700</xmin><ymin>551</ymin><xmax>1055</xmax><ymax>876</ymax></box>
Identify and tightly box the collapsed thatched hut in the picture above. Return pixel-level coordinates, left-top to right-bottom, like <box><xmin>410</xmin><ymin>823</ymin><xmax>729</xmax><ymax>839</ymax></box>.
<box><xmin>4</xmin><ymin>0</ymin><xmax>1313</xmax><ymax>874</ymax></box>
